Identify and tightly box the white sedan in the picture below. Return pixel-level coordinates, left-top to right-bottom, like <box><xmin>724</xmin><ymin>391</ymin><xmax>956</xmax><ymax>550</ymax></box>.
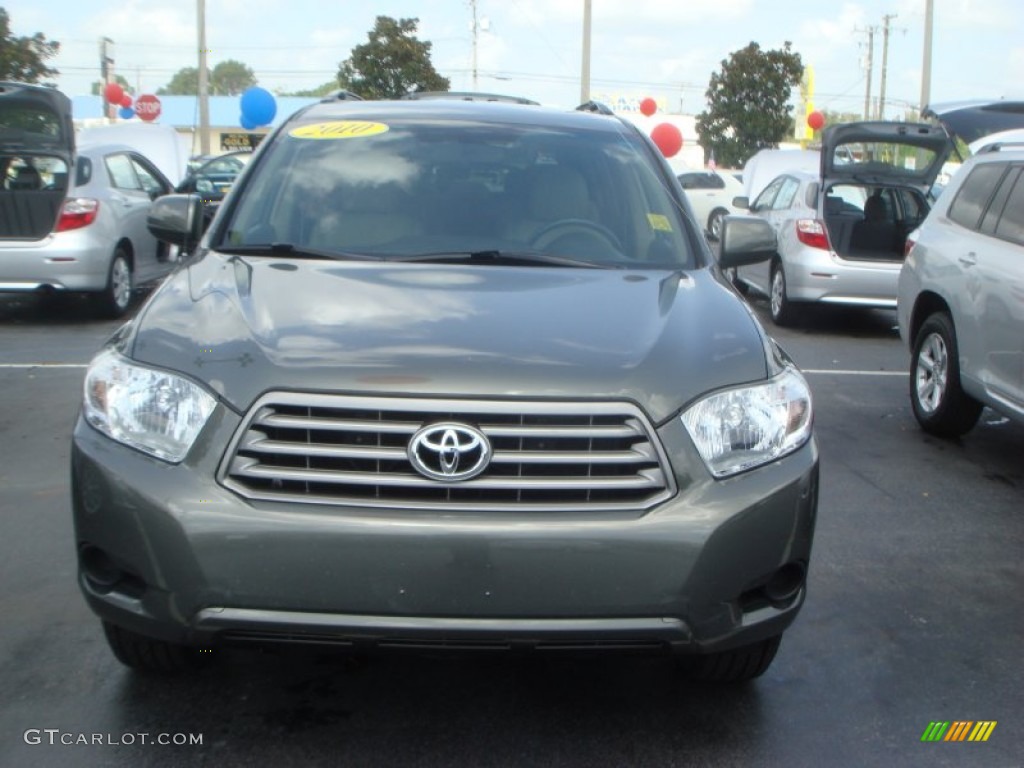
<box><xmin>677</xmin><ymin>169</ymin><xmax>745</xmax><ymax>240</ymax></box>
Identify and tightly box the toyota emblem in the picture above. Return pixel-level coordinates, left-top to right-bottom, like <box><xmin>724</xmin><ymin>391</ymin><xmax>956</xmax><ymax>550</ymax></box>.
<box><xmin>408</xmin><ymin>423</ymin><xmax>492</xmax><ymax>482</ymax></box>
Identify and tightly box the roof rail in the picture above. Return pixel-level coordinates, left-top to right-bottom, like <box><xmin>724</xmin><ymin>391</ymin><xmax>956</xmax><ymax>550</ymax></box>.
<box><xmin>976</xmin><ymin>140</ymin><xmax>1024</xmax><ymax>154</ymax></box>
<box><xmin>402</xmin><ymin>91</ymin><xmax>539</xmax><ymax>105</ymax></box>
<box><xmin>320</xmin><ymin>90</ymin><xmax>363</xmax><ymax>102</ymax></box>
<box><xmin>575</xmin><ymin>100</ymin><xmax>615</xmax><ymax>116</ymax></box>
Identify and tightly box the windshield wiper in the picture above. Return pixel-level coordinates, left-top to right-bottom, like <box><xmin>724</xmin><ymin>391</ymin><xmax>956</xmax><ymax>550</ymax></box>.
<box><xmin>390</xmin><ymin>249</ymin><xmax>620</xmax><ymax>269</ymax></box>
<box><xmin>216</xmin><ymin>243</ymin><xmax>383</xmax><ymax>261</ymax></box>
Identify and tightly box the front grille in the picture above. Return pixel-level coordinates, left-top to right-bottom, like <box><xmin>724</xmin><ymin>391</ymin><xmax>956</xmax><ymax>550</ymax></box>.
<box><xmin>219</xmin><ymin>394</ymin><xmax>675</xmax><ymax>511</ymax></box>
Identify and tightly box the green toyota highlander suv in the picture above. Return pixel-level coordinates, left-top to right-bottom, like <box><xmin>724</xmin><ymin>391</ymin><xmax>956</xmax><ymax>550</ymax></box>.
<box><xmin>71</xmin><ymin>95</ymin><xmax>818</xmax><ymax>682</ymax></box>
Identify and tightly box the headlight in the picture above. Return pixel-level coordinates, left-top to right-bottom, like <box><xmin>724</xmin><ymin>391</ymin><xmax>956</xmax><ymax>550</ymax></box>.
<box><xmin>83</xmin><ymin>349</ymin><xmax>216</xmax><ymax>463</ymax></box>
<box><xmin>682</xmin><ymin>367</ymin><xmax>812</xmax><ymax>478</ymax></box>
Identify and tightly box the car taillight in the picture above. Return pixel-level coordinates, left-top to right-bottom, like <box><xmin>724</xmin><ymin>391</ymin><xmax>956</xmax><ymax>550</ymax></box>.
<box><xmin>904</xmin><ymin>236</ymin><xmax>917</xmax><ymax>258</ymax></box>
<box><xmin>56</xmin><ymin>198</ymin><xmax>100</xmax><ymax>232</ymax></box>
<box><xmin>795</xmin><ymin>219</ymin><xmax>830</xmax><ymax>250</ymax></box>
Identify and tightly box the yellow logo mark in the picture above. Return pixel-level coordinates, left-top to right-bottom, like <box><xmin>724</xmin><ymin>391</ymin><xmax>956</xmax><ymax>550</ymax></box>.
<box><xmin>289</xmin><ymin>121</ymin><xmax>390</xmax><ymax>140</ymax></box>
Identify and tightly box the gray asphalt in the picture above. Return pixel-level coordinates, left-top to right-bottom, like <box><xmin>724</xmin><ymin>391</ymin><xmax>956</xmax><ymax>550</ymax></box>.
<box><xmin>1</xmin><ymin>291</ymin><xmax>1021</xmax><ymax>768</ymax></box>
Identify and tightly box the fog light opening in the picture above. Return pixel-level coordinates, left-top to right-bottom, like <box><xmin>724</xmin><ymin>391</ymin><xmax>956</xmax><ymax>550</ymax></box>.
<box><xmin>764</xmin><ymin>562</ymin><xmax>806</xmax><ymax>604</ymax></box>
<box><xmin>80</xmin><ymin>545</ymin><xmax>146</xmax><ymax>597</ymax></box>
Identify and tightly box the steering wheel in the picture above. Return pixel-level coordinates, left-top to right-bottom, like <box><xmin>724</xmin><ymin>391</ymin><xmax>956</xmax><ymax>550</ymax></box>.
<box><xmin>529</xmin><ymin>218</ymin><xmax>624</xmax><ymax>254</ymax></box>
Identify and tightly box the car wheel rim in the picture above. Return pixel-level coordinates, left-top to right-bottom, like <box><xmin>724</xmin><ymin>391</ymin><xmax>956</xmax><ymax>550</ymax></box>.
<box><xmin>771</xmin><ymin>270</ymin><xmax>784</xmax><ymax>317</ymax></box>
<box><xmin>112</xmin><ymin>257</ymin><xmax>131</xmax><ymax>309</ymax></box>
<box><xmin>915</xmin><ymin>332</ymin><xmax>948</xmax><ymax>414</ymax></box>
<box><xmin>710</xmin><ymin>213</ymin><xmax>723</xmax><ymax>239</ymax></box>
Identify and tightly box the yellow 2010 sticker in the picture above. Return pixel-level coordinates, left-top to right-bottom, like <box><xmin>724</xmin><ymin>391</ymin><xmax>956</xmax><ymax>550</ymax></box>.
<box><xmin>647</xmin><ymin>213</ymin><xmax>673</xmax><ymax>232</ymax></box>
<box><xmin>289</xmin><ymin>121</ymin><xmax>390</xmax><ymax>140</ymax></box>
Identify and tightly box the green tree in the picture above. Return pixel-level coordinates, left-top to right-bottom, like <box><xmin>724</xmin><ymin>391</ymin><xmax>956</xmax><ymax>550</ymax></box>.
<box><xmin>158</xmin><ymin>60</ymin><xmax>256</xmax><ymax>96</ymax></box>
<box><xmin>210</xmin><ymin>59</ymin><xmax>256</xmax><ymax>95</ymax></box>
<box><xmin>696</xmin><ymin>42</ymin><xmax>804</xmax><ymax>168</ymax></box>
<box><xmin>338</xmin><ymin>16</ymin><xmax>449</xmax><ymax>99</ymax></box>
<box><xmin>158</xmin><ymin>66</ymin><xmax>198</xmax><ymax>95</ymax></box>
<box><xmin>280</xmin><ymin>80</ymin><xmax>339</xmax><ymax>98</ymax></box>
<box><xmin>0</xmin><ymin>7</ymin><xmax>59</xmax><ymax>83</ymax></box>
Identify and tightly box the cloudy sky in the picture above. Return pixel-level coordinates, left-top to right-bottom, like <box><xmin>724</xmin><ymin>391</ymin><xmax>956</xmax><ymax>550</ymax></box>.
<box><xmin>6</xmin><ymin>0</ymin><xmax>1023</xmax><ymax>118</ymax></box>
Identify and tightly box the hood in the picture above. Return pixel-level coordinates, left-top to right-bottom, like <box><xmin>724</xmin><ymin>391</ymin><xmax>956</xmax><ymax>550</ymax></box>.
<box><xmin>924</xmin><ymin>100</ymin><xmax>1024</xmax><ymax>146</ymax></box>
<box><xmin>128</xmin><ymin>255</ymin><xmax>771</xmax><ymax>424</ymax></box>
<box><xmin>0</xmin><ymin>81</ymin><xmax>74</xmax><ymax>160</ymax></box>
<box><xmin>821</xmin><ymin>121</ymin><xmax>952</xmax><ymax>189</ymax></box>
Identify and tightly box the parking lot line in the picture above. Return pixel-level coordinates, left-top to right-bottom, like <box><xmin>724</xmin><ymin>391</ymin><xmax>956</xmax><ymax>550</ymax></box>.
<box><xmin>0</xmin><ymin>363</ymin><xmax>88</xmax><ymax>369</ymax></box>
<box><xmin>802</xmin><ymin>369</ymin><xmax>907</xmax><ymax>376</ymax></box>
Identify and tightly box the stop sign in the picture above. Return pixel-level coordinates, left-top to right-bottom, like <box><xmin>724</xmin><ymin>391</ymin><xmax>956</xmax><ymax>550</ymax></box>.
<box><xmin>135</xmin><ymin>94</ymin><xmax>162</xmax><ymax>122</ymax></box>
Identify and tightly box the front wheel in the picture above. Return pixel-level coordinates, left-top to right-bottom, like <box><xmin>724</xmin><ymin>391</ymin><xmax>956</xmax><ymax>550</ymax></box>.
<box><xmin>93</xmin><ymin>247</ymin><xmax>133</xmax><ymax>318</ymax></box>
<box><xmin>770</xmin><ymin>262</ymin><xmax>800</xmax><ymax>326</ymax></box>
<box><xmin>679</xmin><ymin>635</ymin><xmax>782</xmax><ymax>683</ymax></box>
<box><xmin>707</xmin><ymin>208</ymin><xmax>728</xmax><ymax>241</ymax></box>
<box><xmin>909</xmin><ymin>312</ymin><xmax>982</xmax><ymax>436</ymax></box>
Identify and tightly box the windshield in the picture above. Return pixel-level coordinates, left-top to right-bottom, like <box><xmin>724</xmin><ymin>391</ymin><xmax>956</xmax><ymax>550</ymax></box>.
<box><xmin>829</xmin><ymin>139</ymin><xmax>940</xmax><ymax>180</ymax></box>
<box><xmin>217</xmin><ymin>115</ymin><xmax>695</xmax><ymax>268</ymax></box>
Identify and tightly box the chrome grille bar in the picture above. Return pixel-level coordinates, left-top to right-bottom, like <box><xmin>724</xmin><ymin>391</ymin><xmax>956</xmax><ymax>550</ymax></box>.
<box><xmin>219</xmin><ymin>394</ymin><xmax>675</xmax><ymax>512</ymax></box>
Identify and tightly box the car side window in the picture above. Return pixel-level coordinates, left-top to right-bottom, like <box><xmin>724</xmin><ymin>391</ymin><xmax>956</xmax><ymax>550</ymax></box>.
<box><xmin>105</xmin><ymin>153</ymin><xmax>141</xmax><ymax>192</ymax></box>
<box><xmin>131</xmin><ymin>156</ymin><xmax>167</xmax><ymax>197</ymax></box>
<box><xmin>948</xmin><ymin>163</ymin><xmax>1005</xmax><ymax>231</ymax></box>
<box><xmin>752</xmin><ymin>177</ymin><xmax>784</xmax><ymax>212</ymax></box>
<box><xmin>773</xmin><ymin>177</ymin><xmax>800</xmax><ymax>210</ymax></box>
<box><xmin>992</xmin><ymin>168</ymin><xmax>1024</xmax><ymax>246</ymax></box>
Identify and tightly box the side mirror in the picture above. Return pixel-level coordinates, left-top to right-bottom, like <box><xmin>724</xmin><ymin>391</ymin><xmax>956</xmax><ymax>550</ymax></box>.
<box><xmin>717</xmin><ymin>215</ymin><xmax>777</xmax><ymax>268</ymax></box>
<box><xmin>147</xmin><ymin>194</ymin><xmax>205</xmax><ymax>250</ymax></box>
<box><xmin>732</xmin><ymin>195</ymin><xmax>750</xmax><ymax>209</ymax></box>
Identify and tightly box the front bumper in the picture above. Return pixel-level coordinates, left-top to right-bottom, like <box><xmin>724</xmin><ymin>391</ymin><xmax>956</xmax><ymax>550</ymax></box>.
<box><xmin>71</xmin><ymin>405</ymin><xmax>819</xmax><ymax>656</ymax></box>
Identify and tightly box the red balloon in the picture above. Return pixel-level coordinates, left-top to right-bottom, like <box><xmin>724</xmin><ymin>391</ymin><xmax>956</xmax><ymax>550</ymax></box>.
<box><xmin>650</xmin><ymin>122</ymin><xmax>683</xmax><ymax>158</ymax></box>
<box><xmin>104</xmin><ymin>82</ymin><xmax>124</xmax><ymax>104</ymax></box>
<box><xmin>120</xmin><ymin>94</ymin><xmax>133</xmax><ymax>108</ymax></box>
<box><xmin>639</xmin><ymin>97</ymin><xmax>657</xmax><ymax>117</ymax></box>
<box><xmin>807</xmin><ymin>110</ymin><xmax>825</xmax><ymax>131</ymax></box>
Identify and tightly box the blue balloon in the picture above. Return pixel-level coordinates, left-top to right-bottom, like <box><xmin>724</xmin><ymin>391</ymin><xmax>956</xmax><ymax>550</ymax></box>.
<box><xmin>118</xmin><ymin>106</ymin><xmax>135</xmax><ymax>120</ymax></box>
<box><xmin>240</xmin><ymin>112</ymin><xmax>256</xmax><ymax>131</ymax></box>
<box><xmin>240</xmin><ymin>87</ymin><xmax>276</xmax><ymax>127</ymax></box>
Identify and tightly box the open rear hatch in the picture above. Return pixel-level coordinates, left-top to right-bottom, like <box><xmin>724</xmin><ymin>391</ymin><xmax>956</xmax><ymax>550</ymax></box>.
<box><xmin>923</xmin><ymin>99</ymin><xmax>1024</xmax><ymax>146</ymax></box>
<box><xmin>0</xmin><ymin>81</ymin><xmax>74</xmax><ymax>240</ymax></box>
<box><xmin>820</xmin><ymin>121</ymin><xmax>953</xmax><ymax>192</ymax></box>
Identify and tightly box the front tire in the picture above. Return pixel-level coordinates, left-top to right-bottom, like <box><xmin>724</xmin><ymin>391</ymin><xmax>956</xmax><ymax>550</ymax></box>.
<box><xmin>770</xmin><ymin>262</ymin><xmax>800</xmax><ymax>326</ymax></box>
<box><xmin>680</xmin><ymin>635</ymin><xmax>782</xmax><ymax>683</ymax></box>
<box><xmin>103</xmin><ymin>622</ymin><xmax>203</xmax><ymax>674</ymax></box>
<box><xmin>707</xmin><ymin>208</ymin><xmax>728</xmax><ymax>241</ymax></box>
<box><xmin>93</xmin><ymin>247</ymin><xmax>133</xmax><ymax>318</ymax></box>
<box><xmin>910</xmin><ymin>312</ymin><xmax>982</xmax><ymax>437</ymax></box>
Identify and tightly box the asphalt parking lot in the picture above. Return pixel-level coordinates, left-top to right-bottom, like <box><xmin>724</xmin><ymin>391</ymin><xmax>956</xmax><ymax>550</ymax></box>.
<box><xmin>0</xmin><ymin>290</ymin><xmax>1020</xmax><ymax>768</ymax></box>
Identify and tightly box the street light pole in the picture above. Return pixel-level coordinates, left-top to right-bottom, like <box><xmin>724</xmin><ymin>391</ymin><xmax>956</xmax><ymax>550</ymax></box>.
<box><xmin>920</xmin><ymin>0</ymin><xmax>934</xmax><ymax>112</ymax></box>
<box><xmin>197</xmin><ymin>0</ymin><xmax>211</xmax><ymax>155</ymax></box>
<box><xmin>580</xmin><ymin>0</ymin><xmax>591</xmax><ymax>103</ymax></box>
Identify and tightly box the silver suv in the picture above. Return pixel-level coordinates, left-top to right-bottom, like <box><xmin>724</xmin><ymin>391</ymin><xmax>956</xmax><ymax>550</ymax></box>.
<box><xmin>897</xmin><ymin>142</ymin><xmax>1024</xmax><ymax>436</ymax></box>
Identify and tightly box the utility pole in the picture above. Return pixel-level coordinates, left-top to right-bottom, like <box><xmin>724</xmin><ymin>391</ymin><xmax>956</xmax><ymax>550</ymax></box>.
<box><xmin>197</xmin><ymin>0</ymin><xmax>210</xmax><ymax>155</ymax></box>
<box><xmin>879</xmin><ymin>14</ymin><xmax>898</xmax><ymax>120</ymax></box>
<box><xmin>580</xmin><ymin>0</ymin><xmax>591</xmax><ymax>103</ymax></box>
<box><xmin>920</xmin><ymin>0</ymin><xmax>934</xmax><ymax>112</ymax></box>
<box><xmin>470</xmin><ymin>0</ymin><xmax>478</xmax><ymax>90</ymax></box>
<box><xmin>861</xmin><ymin>26</ymin><xmax>876</xmax><ymax>120</ymax></box>
<box><xmin>99</xmin><ymin>37</ymin><xmax>114</xmax><ymax>121</ymax></box>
